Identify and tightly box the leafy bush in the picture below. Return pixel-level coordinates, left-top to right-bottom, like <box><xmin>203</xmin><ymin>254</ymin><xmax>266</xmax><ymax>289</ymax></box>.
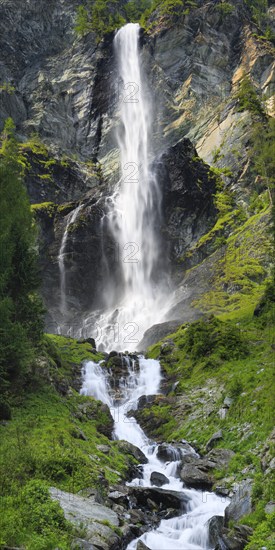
<box><xmin>236</xmin><ymin>74</ymin><xmax>265</xmax><ymax>116</ymax></box>
<box><xmin>215</xmin><ymin>2</ymin><xmax>234</xmax><ymax>16</ymax></box>
<box><xmin>183</xmin><ymin>316</ymin><xmax>248</xmax><ymax>363</ymax></box>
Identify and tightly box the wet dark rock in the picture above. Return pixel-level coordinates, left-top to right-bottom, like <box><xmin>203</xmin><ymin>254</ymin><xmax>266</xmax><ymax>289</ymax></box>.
<box><xmin>108</xmin><ymin>350</ymin><xmax>119</xmax><ymax>358</ymax></box>
<box><xmin>180</xmin><ymin>462</ymin><xmax>213</xmax><ymax>490</ymax></box>
<box><xmin>129</xmin><ymin>487</ymin><xmax>190</xmax><ymax>513</ymax></box>
<box><xmin>180</xmin><ymin>448</ymin><xmax>235</xmax><ymax>491</ymax></box>
<box><xmin>157</xmin><ymin>138</ymin><xmax>217</xmax><ymax>265</ymax></box>
<box><xmin>207</xmin><ymin>515</ymin><xmax>224</xmax><ymax>547</ymax></box>
<box><xmin>108</xmin><ymin>490</ymin><xmax>129</xmax><ymax>507</ymax></box>
<box><xmin>137</xmin><ymin>395</ymin><xmax>158</xmax><ymax>410</ymax></box>
<box><xmin>129</xmin><ymin>509</ymin><xmax>147</xmax><ymax>525</ymax></box>
<box><xmin>215</xmin><ymin>486</ymin><xmax>231</xmax><ymax>497</ymax></box>
<box><xmin>150</xmin><ymin>471</ymin><xmax>170</xmax><ymax>487</ymax></box>
<box><xmin>157</xmin><ymin>443</ymin><xmax>182</xmax><ymax>462</ymax></box>
<box><xmin>224</xmin><ymin>480</ymin><xmax>253</xmax><ymax>525</ymax></box>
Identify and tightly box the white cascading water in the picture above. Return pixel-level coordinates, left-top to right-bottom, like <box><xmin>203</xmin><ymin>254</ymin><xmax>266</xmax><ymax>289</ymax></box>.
<box><xmin>58</xmin><ymin>204</ymin><xmax>82</xmax><ymax>315</ymax></box>
<box><xmin>81</xmin><ymin>358</ymin><xmax>229</xmax><ymax>549</ymax></box>
<box><xmin>93</xmin><ymin>23</ymin><xmax>170</xmax><ymax>352</ymax></box>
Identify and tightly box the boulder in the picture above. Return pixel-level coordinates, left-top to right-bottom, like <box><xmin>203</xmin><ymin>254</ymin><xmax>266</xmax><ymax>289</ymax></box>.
<box><xmin>150</xmin><ymin>471</ymin><xmax>170</xmax><ymax>487</ymax></box>
<box><xmin>265</xmin><ymin>501</ymin><xmax>275</xmax><ymax>514</ymax></box>
<box><xmin>180</xmin><ymin>462</ymin><xmax>213</xmax><ymax>490</ymax></box>
<box><xmin>50</xmin><ymin>487</ymin><xmax>121</xmax><ymax>550</ymax></box>
<box><xmin>108</xmin><ymin>490</ymin><xmax>129</xmax><ymax>507</ymax></box>
<box><xmin>138</xmin><ymin>320</ymin><xmax>181</xmax><ymax>350</ymax></box>
<box><xmin>129</xmin><ymin>486</ymin><xmax>189</xmax><ymax>513</ymax></box>
<box><xmin>206</xmin><ymin>429</ymin><xmax>223</xmax><ymax>452</ymax></box>
<box><xmin>207</xmin><ymin>515</ymin><xmax>224</xmax><ymax>547</ymax></box>
<box><xmin>180</xmin><ymin>448</ymin><xmax>235</xmax><ymax>490</ymax></box>
<box><xmin>76</xmin><ymin>400</ymin><xmax>114</xmax><ymax>439</ymax></box>
<box><xmin>217</xmin><ymin>524</ymin><xmax>254</xmax><ymax>550</ymax></box>
<box><xmin>115</xmin><ymin>440</ymin><xmax>148</xmax><ymax>464</ymax></box>
<box><xmin>96</xmin><ymin>444</ymin><xmax>111</xmax><ymax>454</ymax></box>
<box><xmin>206</xmin><ymin>448</ymin><xmax>235</xmax><ymax>469</ymax></box>
<box><xmin>156</xmin><ymin>443</ymin><xmax>182</xmax><ymax>462</ymax></box>
<box><xmin>72</xmin><ymin>540</ymin><xmax>97</xmax><ymax>549</ymax></box>
<box><xmin>50</xmin><ymin>487</ymin><xmax>119</xmax><ymax>526</ymax></box>
<box><xmin>225</xmin><ymin>480</ymin><xmax>253</xmax><ymax>525</ymax></box>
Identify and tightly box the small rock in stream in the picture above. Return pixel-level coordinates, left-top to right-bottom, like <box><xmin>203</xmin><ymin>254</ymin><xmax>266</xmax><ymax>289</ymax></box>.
<box><xmin>150</xmin><ymin>471</ymin><xmax>170</xmax><ymax>487</ymax></box>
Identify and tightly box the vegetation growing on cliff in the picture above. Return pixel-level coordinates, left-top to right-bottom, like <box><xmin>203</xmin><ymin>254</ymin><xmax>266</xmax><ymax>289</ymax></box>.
<box><xmin>75</xmin><ymin>0</ymin><xmax>272</xmax><ymax>38</ymax></box>
<box><xmin>0</xmin><ymin>119</ymin><xmax>44</xmax><ymax>405</ymax></box>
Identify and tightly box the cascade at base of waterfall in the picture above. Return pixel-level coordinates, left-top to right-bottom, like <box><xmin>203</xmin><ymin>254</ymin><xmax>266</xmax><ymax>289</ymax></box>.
<box><xmin>81</xmin><ymin>357</ymin><xmax>229</xmax><ymax>550</ymax></box>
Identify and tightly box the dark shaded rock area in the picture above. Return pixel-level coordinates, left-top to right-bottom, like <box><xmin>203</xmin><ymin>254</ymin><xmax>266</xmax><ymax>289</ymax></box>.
<box><xmin>150</xmin><ymin>471</ymin><xmax>169</xmax><ymax>487</ymax></box>
<box><xmin>180</xmin><ymin>449</ymin><xmax>235</xmax><ymax>491</ymax></box>
<box><xmin>157</xmin><ymin>138</ymin><xmax>217</xmax><ymax>264</ymax></box>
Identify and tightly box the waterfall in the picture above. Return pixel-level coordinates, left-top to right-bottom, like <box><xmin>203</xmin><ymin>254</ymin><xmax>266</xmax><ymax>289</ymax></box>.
<box><xmin>81</xmin><ymin>358</ymin><xmax>229</xmax><ymax>549</ymax></box>
<box><xmin>58</xmin><ymin>204</ymin><xmax>82</xmax><ymax>315</ymax></box>
<box><xmin>92</xmin><ymin>23</ymin><xmax>169</xmax><ymax>352</ymax></box>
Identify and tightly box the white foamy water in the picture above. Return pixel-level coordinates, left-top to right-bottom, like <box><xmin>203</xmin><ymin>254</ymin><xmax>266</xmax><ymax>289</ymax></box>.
<box><xmin>81</xmin><ymin>357</ymin><xmax>229</xmax><ymax>549</ymax></box>
<box><xmin>58</xmin><ymin>204</ymin><xmax>82</xmax><ymax>315</ymax></box>
<box><xmin>92</xmin><ymin>23</ymin><xmax>170</xmax><ymax>352</ymax></box>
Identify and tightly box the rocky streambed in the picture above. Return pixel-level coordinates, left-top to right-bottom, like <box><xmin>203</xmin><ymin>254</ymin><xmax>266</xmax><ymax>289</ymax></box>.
<box><xmin>49</xmin><ymin>353</ymin><xmax>254</xmax><ymax>550</ymax></box>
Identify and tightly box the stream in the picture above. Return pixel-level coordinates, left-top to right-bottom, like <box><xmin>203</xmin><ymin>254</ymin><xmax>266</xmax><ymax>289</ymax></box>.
<box><xmin>80</xmin><ymin>356</ymin><xmax>229</xmax><ymax>550</ymax></box>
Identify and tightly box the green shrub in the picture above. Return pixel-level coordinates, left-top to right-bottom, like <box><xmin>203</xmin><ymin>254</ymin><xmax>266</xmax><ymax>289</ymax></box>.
<box><xmin>183</xmin><ymin>316</ymin><xmax>248</xmax><ymax>363</ymax></box>
<box><xmin>236</xmin><ymin>74</ymin><xmax>265</xmax><ymax>116</ymax></box>
<box><xmin>21</xmin><ymin>480</ymin><xmax>68</xmax><ymax>534</ymax></box>
<box><xmin>215</xmin><ymin>2</ymin><xmax>234</xmax><ymax>16</ymax></box>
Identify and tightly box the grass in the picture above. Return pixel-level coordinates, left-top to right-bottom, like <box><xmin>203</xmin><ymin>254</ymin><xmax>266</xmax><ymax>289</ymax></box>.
<box><xmin>146</xmin><ymin>299</ymin><xmax>275</xmax><ymax>548</ymax></box>
<box><xmin>0</xmin><ymin>335</ymin><xmax>137</xmax><ymax>549</ymax></box>
<box><xmin>186</xmin><ymin>206</ymin><xmax>272</xmax><ymax>320</ymax></box>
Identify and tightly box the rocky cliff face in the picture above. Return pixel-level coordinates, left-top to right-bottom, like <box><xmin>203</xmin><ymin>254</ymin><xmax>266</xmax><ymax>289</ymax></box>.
<box><xmin>0</xmin><ymin>0</ymin><xmax>273</xmax><ymax>340</ymax></box>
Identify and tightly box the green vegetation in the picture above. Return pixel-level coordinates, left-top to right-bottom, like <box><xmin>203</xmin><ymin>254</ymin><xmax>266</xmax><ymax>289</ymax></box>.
<box><xmin>245</xmin><ymin>0</ymin><xmax>269</xmax><ymax>29</ymax></box>
<box><xmin>31</xmin><ymin>202</ymin><xmax>58</xmax><ymax>218</ymax></box>
<box><xmin>236</xmin><ymin>74</ymin><xmax>265</xmax><ymax>116</ymax></box>
<box><xmin>193</xmin><ymin>208</ymin><xmax>271</xmax><ymax>318</ymax></box>
<box><xmin>0</xmin><ymin>119</ymin><xmax>44</xmax><ymax>403</ymax></box>
<box><xmin>0</xmin><ymin>82</ymin><xmax>15</xmax><ymax>94</ymax></box>
<box><xmin>74</xmin><ymin>0</ymin><xmax>272</xmax><ymax>39</ymax></box>
<box><xmin>75</xmin><ymin>1</ymin><xmax>127</xmax><ymax>39</ymax></box>
<box><xmin>75</xmin><ymin>0</ymin><xmax>198</xmax><ymax>38</ymax></box>
<box><xmin>147</xmin><ymin>296</ymin><xmax>275</xmax><ymax>545</ymax></box>
<box><xmin>0</xmin><ymin>334</ymin><xmax>137</xmax><ymax>549</ymax></box>
<box><xmin>251</xmin><ymin>117</ymin><xmax>275</xmax><ymax>203</ymax></box>
<box><xmin>215</xmin><ymin>2</ymin><xmax>234</xmax><ymax>16</ymax></box>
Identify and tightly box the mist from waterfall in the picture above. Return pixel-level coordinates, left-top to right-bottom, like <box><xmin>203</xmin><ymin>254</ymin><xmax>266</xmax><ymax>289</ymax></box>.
<box><xmin>93</xmin><ymin>23</ymin><xmax>170</xmax><ymax>352</ymax></box>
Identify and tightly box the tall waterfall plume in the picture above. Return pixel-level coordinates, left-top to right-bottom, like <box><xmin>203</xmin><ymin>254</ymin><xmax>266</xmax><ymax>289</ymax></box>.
<box><xmin>93</xmin><ymin>23</ymin><xmax>169</xmax><ymax>352</ymax></box>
